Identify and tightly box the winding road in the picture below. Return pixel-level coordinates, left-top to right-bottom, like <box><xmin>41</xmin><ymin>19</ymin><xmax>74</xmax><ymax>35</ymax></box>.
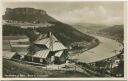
<box><xmin>70</xmin><ymin>35</ymin><xmax>123</xmax><ymax>63</ymax></box>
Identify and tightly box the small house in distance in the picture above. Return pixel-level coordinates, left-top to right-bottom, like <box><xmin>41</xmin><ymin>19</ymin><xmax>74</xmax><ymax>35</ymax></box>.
<box><xmin>3</xmin><ymin>51</ymin><xmax>17</xmax><ymax>60</ymax></box>
<box><xmin>3</xmin><ymin>51</ymin><xmax>27</xmax><ymax>60</ymax></box>
<box><xmin>24</xmin><ymin>32</ymin><xmax>68</xmax><ymax>65</ymax></box>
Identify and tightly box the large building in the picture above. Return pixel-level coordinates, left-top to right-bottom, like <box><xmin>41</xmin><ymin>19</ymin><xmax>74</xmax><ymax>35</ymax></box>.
<box><xmin>24</xmin><ymin>32</ymin><xmax>68</xmax><ymax>64</ymax></box>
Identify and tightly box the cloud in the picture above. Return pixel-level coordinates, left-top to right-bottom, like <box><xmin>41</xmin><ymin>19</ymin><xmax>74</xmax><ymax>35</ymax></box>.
<box><xmin>52</xmin><ymin>4</ymin><xmax>123</xmax><ymax>25</ymax></box>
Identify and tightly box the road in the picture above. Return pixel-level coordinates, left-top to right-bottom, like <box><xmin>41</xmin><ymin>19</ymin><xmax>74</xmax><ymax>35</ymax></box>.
<box><xmin>70</xmin><ymin>35</ymin><xmax>123</xmax><ymax>63</ymax></box>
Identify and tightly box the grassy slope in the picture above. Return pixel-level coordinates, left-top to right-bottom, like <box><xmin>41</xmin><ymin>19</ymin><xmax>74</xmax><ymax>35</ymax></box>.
<box><xmin>3</xmin><ymin>59</ymin><xmax>47</xmax><ymax>77</ymax></box>
<box><xmin>3</xmin><ymin>59</ymin><xmax>89</xmax><ymax>77</ymax></box>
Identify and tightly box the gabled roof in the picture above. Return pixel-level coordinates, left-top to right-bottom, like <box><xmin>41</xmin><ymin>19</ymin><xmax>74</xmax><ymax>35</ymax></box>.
<box><xmin>52</xmin><ymin>34</ymin><xmax>58</xmax><ymax>42</ymax></box>
<box><xmin>34</xmin><ymin>38</ymin><xmax>50</xmax><ymax>48</ymax></box>
<box><xmin>34</xmin><ymin>33</ymin><xmax>67</xmax><ymax>51</ymax></box>
<box><xmin>55</xmin><ymin>50</ymin><xmax>63</xmax><ymax>57</ymax></box>
<box><xmin>50</xmin><ymin>34</ymin><xmax>67</xmax><ymax>51</ymax></box>
<box><xmin>52</xmin><ymin>41</ymin><xmax>67</xmax><ymax>51</ymax></box>
<box><xmin>33</xmin><ymin>49</ymin><xmax>50</xmax><ymax>59</ymax></box>
<box><xmin>3</xmin><ymin>51</ymin><xmax>16</xmax><ymax>59</ymax></box>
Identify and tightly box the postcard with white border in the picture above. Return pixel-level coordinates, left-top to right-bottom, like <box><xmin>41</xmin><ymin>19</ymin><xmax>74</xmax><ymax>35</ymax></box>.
<box><xmin>1</xmin><ymin>0</ymin><xmax>127</xmax><ymax>80</ymax></box>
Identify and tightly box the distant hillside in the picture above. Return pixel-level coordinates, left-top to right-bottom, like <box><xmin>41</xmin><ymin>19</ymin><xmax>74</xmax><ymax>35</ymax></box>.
<box><xmin>71</xmin><ymin>23</ymin><xmax>124</xmax><ymax>43</ymax></box>
<box><xmin>70</xmin><ymin>23</ymin><xmax>108</xmax><ymax>34</ymax></box>
<box><xmin>98</xmin><ymin>25</ymin><xmax>124</xmax><ymax>43</ymax></box>
<box><xmin>3</xmin><ymin>8</ymin><xmax>58</xmax><ymax>23</ymax></box>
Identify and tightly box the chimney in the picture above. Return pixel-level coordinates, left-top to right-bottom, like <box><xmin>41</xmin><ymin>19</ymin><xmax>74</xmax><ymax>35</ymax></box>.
<box><xmin>49</xmin><ymin>32</ymin><xmax>53</xmax><ymax>51</ymax></box>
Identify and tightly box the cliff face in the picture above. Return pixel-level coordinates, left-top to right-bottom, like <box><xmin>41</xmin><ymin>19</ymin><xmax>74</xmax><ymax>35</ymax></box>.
<box><xmin>3</xmin><ymin>8</ymin><xmax>57</xmax><ymax>23</ymax></box>
<box><xmin>5</xmin><ymin>8</ymin><xmax>46</xmax><ymax>15</ymax></box>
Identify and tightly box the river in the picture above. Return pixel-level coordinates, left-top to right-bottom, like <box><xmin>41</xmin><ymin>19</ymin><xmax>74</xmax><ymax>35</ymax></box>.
<box><xmin>70</xmin><ymin>35</ymin><xmax>123</xmax><ymax>63</ymax></box>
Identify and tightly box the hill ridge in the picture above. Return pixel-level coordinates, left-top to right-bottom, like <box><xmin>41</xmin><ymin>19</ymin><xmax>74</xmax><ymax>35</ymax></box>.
<box><xmin>3</xmin><ymin>7</ymin><xmax>58</xmax><ymax>23</ymax></box>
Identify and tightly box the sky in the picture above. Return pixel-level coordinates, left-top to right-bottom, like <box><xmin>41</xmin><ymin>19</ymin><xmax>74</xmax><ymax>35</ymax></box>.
<box><xmin>2</xmin><ymin>1</ymin><xmax>124</xmax><ymax>25</ymax></box>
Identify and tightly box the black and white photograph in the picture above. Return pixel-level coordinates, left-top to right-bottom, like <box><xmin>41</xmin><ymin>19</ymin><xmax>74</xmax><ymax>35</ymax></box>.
<box><xmin>2</xmin><ymin>80</ymin><xmax>126</xmax><ymax>81</ymax></box>
<box><xmin>2</xmin><ymin>1</ymin><xmax>125</xmax><ymax>78</ymax></box>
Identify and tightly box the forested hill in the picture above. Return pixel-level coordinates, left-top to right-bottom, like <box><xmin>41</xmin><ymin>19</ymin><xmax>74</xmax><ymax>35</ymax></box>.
<box><xmin>98</xmin><ymin>25</ymin><xmax>124</xmax><ymax>43</ymax></box>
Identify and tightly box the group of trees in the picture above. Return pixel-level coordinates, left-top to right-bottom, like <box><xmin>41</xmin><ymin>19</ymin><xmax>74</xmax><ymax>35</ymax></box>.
<box><xmin>3</xmin><ymin>25</ymin><xmax>38</xmax><ymax>42</ymax></box>
<box><xmin>3</xmin><ymin>25</ymin><xmax>25</xmax><ymax>36</ymax></box>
